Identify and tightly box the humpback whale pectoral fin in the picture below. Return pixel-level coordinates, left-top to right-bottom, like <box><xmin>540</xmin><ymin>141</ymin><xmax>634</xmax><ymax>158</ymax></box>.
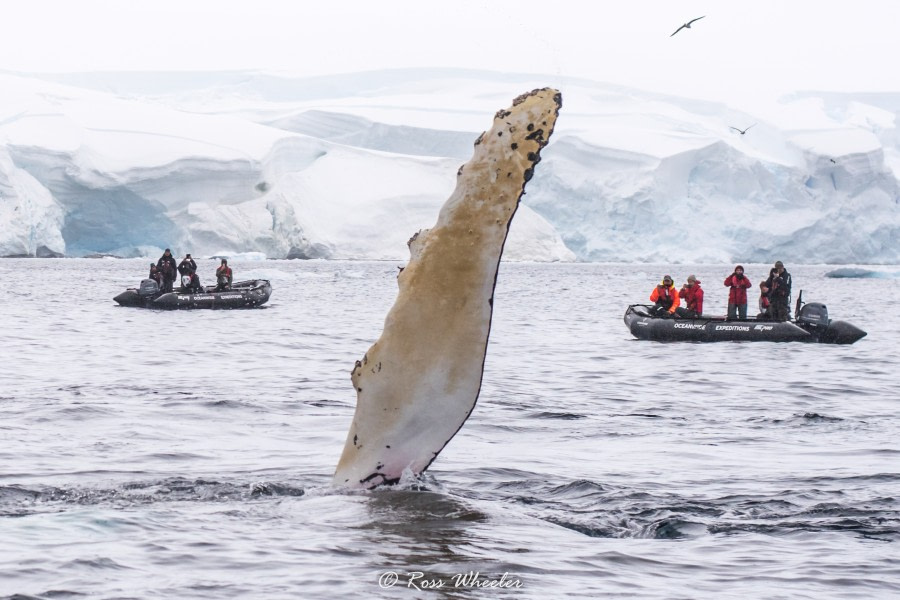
<box><xmin>332</xmin><ymin>88</ymin><xmax>562</xmax><ymax>489</ymax></box>
<box><xmin>407</xmin><ymin>229</ymin><xmax>430</xmax><ymax>260</ymax></box>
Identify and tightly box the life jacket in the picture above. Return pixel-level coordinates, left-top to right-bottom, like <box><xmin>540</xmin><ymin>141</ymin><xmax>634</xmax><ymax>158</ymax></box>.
<box><xmin>652</xmin><ymin>284</ymin><xmax>677</xmax><ymax>309</ymax></box>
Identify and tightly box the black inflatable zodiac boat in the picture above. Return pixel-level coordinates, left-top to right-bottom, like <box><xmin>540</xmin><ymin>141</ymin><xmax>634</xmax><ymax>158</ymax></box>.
<box><xmin>114</xmin><ymin>279</ymin><xmax>272</xmax><ymax>310</ymax></box>
<box><xmin>624</xmin><ymin>294</ymin><xmax>865</xmax><ymax>344</ymax></box>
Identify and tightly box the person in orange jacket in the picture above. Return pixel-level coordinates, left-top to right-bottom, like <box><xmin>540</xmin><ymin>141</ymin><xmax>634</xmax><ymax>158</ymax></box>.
<box><xmin>650</xmin><ymin>275</ymin><xmax>680</xmax><ymax>317</ymax></box>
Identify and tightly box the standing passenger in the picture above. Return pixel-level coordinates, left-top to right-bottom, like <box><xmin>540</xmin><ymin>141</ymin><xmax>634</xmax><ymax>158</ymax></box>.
<box><xmin>724</xmin><ymin>265</ymin><xmax>752</xmax><ymax>320</ymax></box>
<box><xmin>765</xmin><ymin>261</ymin><xmax>792</xmax><ymax>321</ymax></box>
<box><xmin>156</xmin><ymin>248</ymin><xmax>178</xmax><ymax>293</ymax></box>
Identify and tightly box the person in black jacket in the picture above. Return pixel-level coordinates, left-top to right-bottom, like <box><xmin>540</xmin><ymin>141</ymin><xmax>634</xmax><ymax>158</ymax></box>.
<box><xmin>156</xmin><ymin>248</ymin><xmax>178</xmax><ymax>293</ymax></box>
<box><xmin>765</xmin><ymin>260</ymin><xmax>792</xmax><ymax>321</ymax></box>
<box><xmin>181</xmin><ymin>271</ymin><xmax>203</xmax><ymax>294</ymax></box>
<box><xmin>178</xmin><ymin>253</ymin><xmax>197</xmax><ymax>277</ymax></box>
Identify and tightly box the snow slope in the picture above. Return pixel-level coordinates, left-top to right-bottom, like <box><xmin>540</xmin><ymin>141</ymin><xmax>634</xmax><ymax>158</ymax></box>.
<box><xmin>1</xmin><ymin>69</ymin><xmax>898</xmax><ymax>263</ymax></box>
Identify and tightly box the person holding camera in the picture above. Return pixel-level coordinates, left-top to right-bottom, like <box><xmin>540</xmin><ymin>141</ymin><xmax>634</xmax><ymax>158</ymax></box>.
<box><xmin>724</xmin><ymin>265</ymin><xmax>752</xmax><ymax>320</ymax></box>
<box><xmin>676</xmin><ymin>274</ymin><xmax>703</xmax><ymax>318</ymax></box>
<box><xmin>215</xmin><ymin>258</ymin><xmax>233</xmax><ymax>292</ymax></box>
<box><xmin>764</xmin><ymin>260</ymin><xmax>792</xmax><ymax>321</ymax></box>
<box><xmin>649</xmin><ymin>274</ymin><xmax>680</xmax><ymax>317</ymax></box>
<box><xmin>178</xmin><ymin>253</ymin><xmax>197</xmax><ymax>277</ymax></box>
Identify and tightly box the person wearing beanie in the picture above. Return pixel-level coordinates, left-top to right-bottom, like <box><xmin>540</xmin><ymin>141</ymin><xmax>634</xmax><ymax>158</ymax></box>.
<box><xmin>724</xmin><ymin>265</ymin><xmax>752</xmax><ymax>320</ymax></box>
<box><xmin>758</xmin><ymin>280</ymin><xmax>772</xmax><ymax>319</ymax></box>
<box><xmin>178</xmin><ymin>253</ymin><xmax>197</xmax><ymax>277</ymax></box>
<box><xmin>156</xmin><ymin>248</ymin><xmax>178</xmax><ymax>293</ymax></box>
<box><xmin>148</xmin><ymin>263</ymin><xmax>162</xmax><ymax>287</ymax></box>
<box><xmin>677</xmin><ymin>274</ymin><xmax>704</xmax><ymax>318</ymax></box>
<box><xmin>215</xmin><ymin>258</ymin><xmax>233</xmax><ymax>292</ymax></box>
<box><xmin>650</xmin><ymin>274</ymin><xmax>680</xmax><ymax>317</ymax></box>
<box><xmin>764</xmin><ymin>261</ymin><xmax>792</xmax><ymax>321</ymax></box>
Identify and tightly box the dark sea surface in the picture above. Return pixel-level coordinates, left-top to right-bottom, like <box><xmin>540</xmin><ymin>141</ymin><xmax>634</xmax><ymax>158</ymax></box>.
<box><xmin>1</xmin><ymin>258</ymin><xmax>898</xmax><ymax>599</ymax></box>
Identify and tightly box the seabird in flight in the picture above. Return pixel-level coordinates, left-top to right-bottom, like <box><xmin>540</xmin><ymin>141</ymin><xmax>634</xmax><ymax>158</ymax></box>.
<box><xmin>729</xmin><ymin>124</ymin><xmax>756</xmax><ymax>135</ymax></box>
<box><xmin>671</xmin><ymin>16</ymin><xmax>705</xmax><ymax>37</ymax></box>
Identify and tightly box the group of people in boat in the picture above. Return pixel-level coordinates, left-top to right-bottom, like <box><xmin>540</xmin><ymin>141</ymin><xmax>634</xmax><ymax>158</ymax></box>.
<box><xmin>147</xmin><ymin>248</ymin><xmax>233</xmax><ymax>295</ymax></box>
<box><xmin>650</xmin><ymin>261</ymin><xmax>792</xmax><ymax>321</ymax></box>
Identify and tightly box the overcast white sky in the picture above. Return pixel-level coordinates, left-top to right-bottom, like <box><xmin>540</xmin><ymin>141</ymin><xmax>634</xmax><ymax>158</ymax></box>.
<box><xmin>4</xmin><ymin>1</ymin><xmax>899</xmax><ymax>102</ymax></box>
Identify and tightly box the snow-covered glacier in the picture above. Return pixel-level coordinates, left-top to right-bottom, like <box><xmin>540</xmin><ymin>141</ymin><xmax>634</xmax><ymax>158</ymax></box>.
<box><xmin>1</xmin><ymin>69</ymin><xmax>898</xmax><ymax>263</ymax></box>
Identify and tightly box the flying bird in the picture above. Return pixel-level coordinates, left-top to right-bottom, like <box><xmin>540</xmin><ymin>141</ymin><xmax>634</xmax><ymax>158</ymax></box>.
<box><xmin>671</xmin><ymin>16</ymin><xmax>705</xmax><ymax>37</ymax></box>
<box><xmin>729</xmin><ymin>124</ymin><xmax>756</xmax><ymax>135</ymax></box>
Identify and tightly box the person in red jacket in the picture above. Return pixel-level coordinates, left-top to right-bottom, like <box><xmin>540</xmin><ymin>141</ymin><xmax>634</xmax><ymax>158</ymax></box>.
<box><xmin>676</xmin><ymin>274</ymin><xmax>703</xmax><ymax>318</ymax></box>
<box><xmin>757</xmin><ymin>279</ymin><xmax>772</xmax><ymax>319</ymax></box>
<box><xmin>724</xmin><ymin>265</ymin><xmax>752</xmax><ymax>320</ymax></box>
<box><xmin>650</xmin><ymin>275</ymin><xmax>680</xmax><ymax>317</ymax></box>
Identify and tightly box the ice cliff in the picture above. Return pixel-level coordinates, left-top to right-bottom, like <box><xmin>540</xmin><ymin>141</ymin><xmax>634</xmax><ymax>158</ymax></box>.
<box><xmin>1</xmin><ymin>69</ymin><xmax>898</xmax><ymax>263</ymax></box>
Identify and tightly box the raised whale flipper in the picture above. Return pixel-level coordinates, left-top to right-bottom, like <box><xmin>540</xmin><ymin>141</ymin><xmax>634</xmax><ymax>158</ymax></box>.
<box><xmin>333</xmin><ymin>88</ymin><xmax>562</xmax><ymax>489</ymax></box>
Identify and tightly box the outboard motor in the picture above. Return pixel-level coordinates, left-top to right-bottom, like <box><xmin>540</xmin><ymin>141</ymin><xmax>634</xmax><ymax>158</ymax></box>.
<box><xmin>794</xmin><ymin>294</ymin><xmax>866</xmax><ymax>344</ymax></box>
<box><xmin>138</xmin><ymin>278</ymin><xmax>160</xmax><ymax>297</ymax></box>
<box><xmin>797</xmin><ymin>302</ymin><xmax>829</xmax><ymax>331</ymax></box>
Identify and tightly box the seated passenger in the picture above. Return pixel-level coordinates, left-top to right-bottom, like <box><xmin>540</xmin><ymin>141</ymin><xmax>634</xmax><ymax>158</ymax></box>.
<box><xmin>190</xmin><ymin>272</ymin><xmax>203</xmax><ymax>293</ymax></box>
<box><xmin>675</xmin><ymin>275</ymin><xmax>703</xmax><ymax>318</ymax></box>
<box><xmin>650</xmin><ymin>275</ymin><xmax>679</xmax><ymax>317</ymax></box>
<box><xmin>215</xmin><ymin>258</ymin><xmax>233</xmax><ymax>292</ymax></box>
<box><xmin>181</xmin><ymin>272</ymin><xmax>203</xmax><ymax>294</ymax></box>
<box><xmin>757</xmin><ymin>281</ymin><xmax>772</xmax><ymax>319</ymax></box>
<box><xmin>149</xmin><ymin>263</ymin><xmax>163</xmax><ymax>287</ymax></box>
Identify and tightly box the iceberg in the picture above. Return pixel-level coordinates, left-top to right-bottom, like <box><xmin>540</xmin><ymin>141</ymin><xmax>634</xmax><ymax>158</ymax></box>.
<box><xmin>824</xmin><ymin>267</ymin><xmax>900</xmax><ymax>279</ymax></box>
<box><xmin>1</xmin><ymin>69</ymin><xmax>898</xmax><ymax>263</ymax></box>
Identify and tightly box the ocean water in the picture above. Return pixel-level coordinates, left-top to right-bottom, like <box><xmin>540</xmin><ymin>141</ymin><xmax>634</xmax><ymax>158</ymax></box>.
<box><xmin>1</xmin><ymin>258</ymin><xmax>898</xmax><ymax>599</ymax></box>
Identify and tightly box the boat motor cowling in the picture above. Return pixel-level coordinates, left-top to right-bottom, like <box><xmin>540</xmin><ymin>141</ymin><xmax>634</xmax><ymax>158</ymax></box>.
<box><xmin>798</xmin><ymin>302</ymin><xmax>829</xmax><ymax>329</ymax></box>
<box><xmin>138</xmin><ymin>278</ymin><xmax>160</xmax><ymax>297</ymax></box>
